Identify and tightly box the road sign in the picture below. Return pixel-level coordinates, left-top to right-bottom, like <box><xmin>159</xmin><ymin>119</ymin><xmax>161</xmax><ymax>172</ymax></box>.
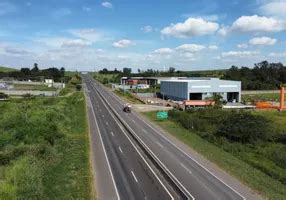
<box><xmin>156</xmin><ymin>111</ymin><xmax>168</xmax><ymax>119</ymax></box>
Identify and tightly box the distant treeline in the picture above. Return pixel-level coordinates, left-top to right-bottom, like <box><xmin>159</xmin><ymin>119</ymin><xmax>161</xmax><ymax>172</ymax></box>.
<box><xmin>224</xmin><ymin>61</ymin><xmax>286</xmax><ymax>90</ymax></box>
<box><xmin>0</xmin><ymin>63</ymin><xmax>68</xmax><ymax>82</ymax></box>
<box><xmin>98</xmin><ymin>61</ymin><xmax>286</xmax><ymax>90</ymax></box>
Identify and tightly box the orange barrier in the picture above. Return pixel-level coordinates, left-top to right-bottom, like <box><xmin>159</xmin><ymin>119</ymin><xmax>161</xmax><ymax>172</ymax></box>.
<box><xmin>255</xmin><ymin>102</ymin><xmax>278</xmax><ymax>109</ymax></box>
<box><xmin>184</xmin><ymin>100</ymin><xmax>215</xmax><ymax>106</ymax></box>
<box><xmin>280</xmin><ymin>86</ymin><xmax>285</xmax><ymax>111</ymax></box>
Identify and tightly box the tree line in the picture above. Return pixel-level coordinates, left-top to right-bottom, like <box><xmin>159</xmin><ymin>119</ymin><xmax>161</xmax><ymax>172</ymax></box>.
<box><xmin>0</xmin><ymin>63</ymin><xmax>67</xmax><ymax>82</ymax></box>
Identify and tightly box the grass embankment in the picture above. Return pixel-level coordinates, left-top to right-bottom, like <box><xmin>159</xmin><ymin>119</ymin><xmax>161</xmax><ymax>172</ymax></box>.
<box><xmin>143</xmin><ymin>110</ymin><xmax>286</xmax><ymax>200</ymax></box>
<box><xmin>13</xmin><ymin>84</ymin><xmax>57</xmax><ymax>91</ymax></box>
<box><xmin>0</xmin><ymin>66</ymin><xmax>17</xmax><ymax>72</ymax></box>
<box><xmin>114</xmin><ymin>89</ymin><xmax>144</xmax><ymax>104</ymax></box>
<box><xmin>0</xmin><ymin>92</ymin><xmax>92</xmax><ymax>199</ymax></box>
<box><xmin>59</xmin><ymin>73</ymin><xmax>82</xmax><ymax>96</ymax></box>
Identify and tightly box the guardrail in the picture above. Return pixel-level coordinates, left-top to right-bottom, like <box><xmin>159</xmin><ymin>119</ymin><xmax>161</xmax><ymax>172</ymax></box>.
<box><xmin>88</xmin><ymin>77</ymin><xmax>192</xmax><ymax>200</ymax></box>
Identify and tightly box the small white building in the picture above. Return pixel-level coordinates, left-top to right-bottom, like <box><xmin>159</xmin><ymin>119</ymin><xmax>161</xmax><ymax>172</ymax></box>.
<box><xmin>160</xmin><ymin>78</ymin><xmax>241</xmax><ymax>103</ymax></box>
<box><xmin>44</xmin><ymin>79</ymin><xmax>54</xmax><ymax>87</ymax></box>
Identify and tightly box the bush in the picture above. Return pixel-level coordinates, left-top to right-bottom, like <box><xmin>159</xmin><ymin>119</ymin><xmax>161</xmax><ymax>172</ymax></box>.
<box><xmin>76</xmin><ymin>84</ymin><xmax>82</xmax><ymax>91</ymax></box>
<box><xmin>217</xmin><ymin>111</ymin><xmax>270</xmax><ymax>143</ymax></box>
<box><xmin>0</xmin><ymin>92</ymin><xmax>8</xmax><ymax>99</ymax></box>
<box><xmin>0</xmin><ymin>156</ymin><xmax>44</xmax><ymax>199</ymax></box>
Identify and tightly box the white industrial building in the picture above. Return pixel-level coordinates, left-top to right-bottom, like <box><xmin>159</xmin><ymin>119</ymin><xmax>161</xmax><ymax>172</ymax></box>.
<box><xmin>160</xmin><ymin>78</ymin><xmax>241</xmax><ymax>102</ymax></box>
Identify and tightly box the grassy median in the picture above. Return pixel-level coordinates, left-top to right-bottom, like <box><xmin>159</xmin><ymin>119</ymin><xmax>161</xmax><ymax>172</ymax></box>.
<box><xmin>143</xmin><ymin>111</ymin><xmax>286</xmax><ymax>200</ymax></box>
<box><xmin>0</xmin><ymin>92</ymin><xmax>92</xmax><ymax>199</ymax></box>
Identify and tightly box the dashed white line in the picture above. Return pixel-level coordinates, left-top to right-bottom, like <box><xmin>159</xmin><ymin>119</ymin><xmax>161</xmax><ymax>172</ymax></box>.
<box><xmin>180</xmin><ymin>163</ymin><xmax>193</xmax><ymax>175</ymax></box>
<box><xmin>102</xmin><ymin>114</ymin><xmax>104</xmax><ymax>117</ymax></box>
<box><xmin>106</xmin><ymin>121</ymin><xmax>109</xmax><ymax>125</ymax></box>
<box><xmin>131</xmin><ymin>171</ymin><xmax>138</xmax><ymax>183</ymax></box>
<box><xmin>132</xmin><ymin>119</ymin><xmax>135</xmax><ymax>123</ymax></box>
<box><xmin>118</xmin><ymin>146</ymin><xmax>123</xmax><ymax>153</ymax></box>
<box><xmin>156</xmin><ymin>142</ymin><xmax>164</xmax><ymax>148</ymax></box>
<box><xmin>110</xmin><ymin>131</ymin><xmax>114</xmax><ymax>136</ymax></box>
<box><xmin>142</xmin><ymin>129</ymin><xmax>147</xmax><ymax>133</ymax></box>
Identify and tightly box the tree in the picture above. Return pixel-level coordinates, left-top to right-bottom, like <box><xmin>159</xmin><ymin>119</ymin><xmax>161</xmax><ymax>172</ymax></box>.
<box><xmin>20</xmin><ymin>68</ymin><xmax>31</xmax><ymax>75</ymax></box>
<box><xmin>60</xmin><ymin>67</ymin><xmax>65</xmax><ymax>76</ymax></box>
<box><xmin>168</xmin><ymin>67</ymin><xmax>176</xmax><ymax>73</ymax></box>
<box><xmin>31</xmin><ymin>63</ymin><xmax>39</xmax><ymax>72</ymax></box>
<box><xmin>123</xmin><ymin>68</ymin><xmax>131</xmax><ymax>76</ymax></box>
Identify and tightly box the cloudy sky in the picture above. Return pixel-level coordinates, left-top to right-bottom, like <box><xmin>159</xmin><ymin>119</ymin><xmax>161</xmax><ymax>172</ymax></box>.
<box><xmin>0</xmin><ymin>0</ymin><xmax>286</xmax><ymax>71</ymax></box>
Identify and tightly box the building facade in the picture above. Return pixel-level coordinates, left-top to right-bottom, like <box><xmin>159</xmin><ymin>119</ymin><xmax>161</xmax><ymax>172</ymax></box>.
<box><xmin>160</xmin><ymin>78</ymin><xmax>241</xmax><ymax>102</ymax></box>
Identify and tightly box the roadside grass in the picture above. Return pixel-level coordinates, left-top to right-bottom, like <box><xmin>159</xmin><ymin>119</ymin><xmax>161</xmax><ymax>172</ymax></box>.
<box><xmin>142</xmin><ymin>111</ymin><xmax>286</xmax><ymax>200</ymax></box>
<box><xmin>0</xmin><ymin>92</ymin><xmax>92</xmax><ymax>199</ymax></box>
<box><xmin>114</xmin><ymin>89</ymin><xmax>144</xmax><ymax>104</ymax></box>
<box><xmin>13</xmin><ymin>84</ymin><xmax>57</xmax><ymax>91</ymax></box>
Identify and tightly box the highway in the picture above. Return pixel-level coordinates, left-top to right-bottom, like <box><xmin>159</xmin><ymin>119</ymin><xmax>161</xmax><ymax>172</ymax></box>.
<box><xmin>83</xmin><ymin>74</ymin><xmax>261</xmax><ymax>200</ymax></box>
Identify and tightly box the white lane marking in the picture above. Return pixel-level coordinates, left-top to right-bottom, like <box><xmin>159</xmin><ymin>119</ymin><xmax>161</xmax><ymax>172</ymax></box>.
<box><xmin>131</xmin><ymin>171</ymin><xmax>138</xmax><ymax>183</ymax></box>
<box><xmin>142</xmin><ymin>129</ymin><xmax>147</xmax><ymax>133</ymax></box>
<box><xmin>132</xmin><ymin>113</ymin><xmax>246</xmax><ymax>200</ymax></box>
<box><xmin>156</xmin><ymin>142</ymin><xmax>164</xmax><ymax>148</ymax></box>
<box><xmin>90</xmin><ymin>84</ymin><xmax>175</xmax><ymax>200</ymax></box>
<box><xmin>106</xmin><ymin>121</ymin><xmax>109</xmax><ymax>125</ymax></box>
<box><xmin>95</xmin><ymin>81</ymin><xmax>245</xmax><ymax>200</ymax></box>
<box><xmin>111</xmin><ymin>131</ymin><xmax>114</xmax><ymax>136</ymax></box>
<box><xmin>119</xmin><ymin>146</ymin><xmax>123</xmax><ymax>153</ymax></box>
<box><xmin>89</xmin><ymin>96</ymin><xmax>120</xmax><ymax>200</ymax></box>
<box><xmin>132</xmin><ymin>119</ymin><xmax>135</xmax><ymax>123</ymax></box>
<box><xmin>102</xmin><ymin>114</ymin><xmax>104</xmax><ymax>117</ymax></box>
<box><xmin>180</xmin><ymin>163</ymin><xmax>192</xmax><ymax>175</ymax></box>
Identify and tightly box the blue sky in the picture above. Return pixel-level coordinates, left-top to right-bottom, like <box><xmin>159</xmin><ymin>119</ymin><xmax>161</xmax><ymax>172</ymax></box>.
<box><xmin>0</xmin><ymin>0</ymin><xmax>286</xmax><ymax>71</ymax></box>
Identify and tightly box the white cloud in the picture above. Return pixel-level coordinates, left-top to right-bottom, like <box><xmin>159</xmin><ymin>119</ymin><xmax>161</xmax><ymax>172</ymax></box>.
<box><xmin>61</xmin><ymin>39</ymin><xmax>92</xmax><ymax>48</ymax></box>
<box><xmin>269</xmin><ymin>52</ymin><xmax>286</xmax><ymax>57</ymax></box>
<box><xmin>82</xmin><ymin>6</ymin><xmax>91</xmax><ymax>12</ymax></box>
<box><xmin>113</xmin><ymin>39</ymin><xmax>133</xmax><ymax>48</ymax></box>
<box><xmin>231</xmin><ymin>15</ymin><xmax>285</xmax><ymax>32</ymax></box>
<box><xmin>259</xmin><ymin>1</ymin><xmax>286</xmax><ymax>18</ymax></box>
<box><xmin>161</xmin><ymin>17</ymin><xmax>219</xmax><ymax>38</ymax></box>
<box><xmin>141</xmin><ymin>26</ymin><xmax>153</xmax><ymax>33</ymax></box>
<box><xmin>153</xmin><ymin>48</ymin><xmax>174</xmax><ymax>54</ymax></box>
<box><xmin>175</xmin><ymin>44</ymin><xmax>205</xmax><ymax>53</ymax></box>
<box><xmin>102</xmin><ymin>2</ymin><xmax>113</xmax><ymax>9</ymax></box>
<box><xmin>222</xmin><ymin>51</ymin><xmax>260</xmax><ymax>58</ymax></box>
<box><xmin>237</xmin><ymin>43</ymin><xmax>248</xmax><ymax>48</ymax></box>
<box><xmin>217</xmin><ymin>26</ymin><xmax>231</xmax><ymax>36</ymax></box>
<box><xmin>69</xmin><ymin>29</ymin><xmax>105</xmax><ymax>43</ymax></box>
<box><xmin>249</xmin><ymin>36</ymin><xmax>277</xmax><ymax>46</ymax></box>
<box><xmin>208</xmin><ymin>45</ymin><xmax>218</xmax><ymax>50</ymax></box>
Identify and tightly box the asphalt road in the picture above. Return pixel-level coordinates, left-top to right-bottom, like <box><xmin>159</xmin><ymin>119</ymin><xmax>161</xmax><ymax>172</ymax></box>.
<box><xmin>84</xmin><ymin>76</ymin><xmax>178</xmax><ymax>200</ymax></box>
<box><xmin>84</xmin><ymin>75</ymin><xmax>262</xmax><ymax>200</ymax></box>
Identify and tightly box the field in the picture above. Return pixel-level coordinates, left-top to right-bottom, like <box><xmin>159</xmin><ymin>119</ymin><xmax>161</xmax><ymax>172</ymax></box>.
<box><xmin>0</xmin><ymin>66</ymin><xmax>17</xmax><ymax>72</ymax></box>
<box><xmin>13</xmin><ymin>84</ymin><xmax>57</xmax><ymax>91</ymax></box>
<box><xmin>0</xmin><ymin>92</ymin><xmax>92</xmax><ymax>199</ymax></box>
<box><xmin>143</xmin><ymin>109</ymin><xmax>286</xmax><ymax>200</ymax></box>
<box><xmin>242</xmin><ymin>93</ymin><xmax>280</xmax><ymax>103</ymax></box>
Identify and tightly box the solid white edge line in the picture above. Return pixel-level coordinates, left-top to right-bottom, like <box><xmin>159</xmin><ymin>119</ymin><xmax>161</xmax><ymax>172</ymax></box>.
<box><xmin>88</xmin><ymin>85</ymin><xmax>121</xmax><ymax>200</ymax></box>
<box><xmin>133</xmin><ymin>108</ymin><xmax>246</xmax><ymax>200</ymax></box>
<box><xmin>96</xmin><ymin>80</ymin><xmax>246</xmax><ymax>200</ymax></box>
<box><xmin>131</xmin><ymin>171</ymin><xmax>138</xmax><ymax>183</ymax></box>
<box><xmin>90</xmin><ymin>81</ymin><xmax>175</xmax><ymax>200</ymax></box>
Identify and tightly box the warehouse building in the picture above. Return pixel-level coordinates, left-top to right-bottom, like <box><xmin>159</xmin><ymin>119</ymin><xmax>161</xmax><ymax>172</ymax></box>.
<box><xmin>120</xmin><ymin>77</ymin><xmax>187</xmax><ymax>85</ymax></box>
<box><xmin>160</xmin><ymin>78</ymin><xmax>241</xmax><ymax>102</ymax></box>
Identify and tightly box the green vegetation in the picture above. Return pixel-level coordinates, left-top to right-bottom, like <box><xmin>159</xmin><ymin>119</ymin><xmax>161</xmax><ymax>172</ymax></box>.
<box><xmin>0</xmin><ymin>66</ymin><xmax>17</xmax><ymax>72</ymax></box>
<box><xmin>94</xmin><ymin>72</ymin><xmax>121</xmax><ymax>84</ymax></box>
<box><xmin>114</xmin><ymin>89</ymin><xmax>144</xmax><ymax>104</ymax></box>
<box><xmin>59</xmin><ymin>73</ymin><xmax>82</xmax><ymax>96</ymax></box>
<box><xmin>242</xmin><ymin>93</ymin><xmax>280</xmax><ymax>103</ymax></box>
<box><xmin>143</xmin><ymin>109</ymin><xmax>286</xmax><ymax>200</ymax></box>
<box><xmin>13</xmin><ymin>84</ymin><xmax>57</xmax><ymax>91</ymax></box>
<box><xmin>0</xmin><ymin>92</ymin><xmax>92</xmax><ymax>199</ymax></box>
